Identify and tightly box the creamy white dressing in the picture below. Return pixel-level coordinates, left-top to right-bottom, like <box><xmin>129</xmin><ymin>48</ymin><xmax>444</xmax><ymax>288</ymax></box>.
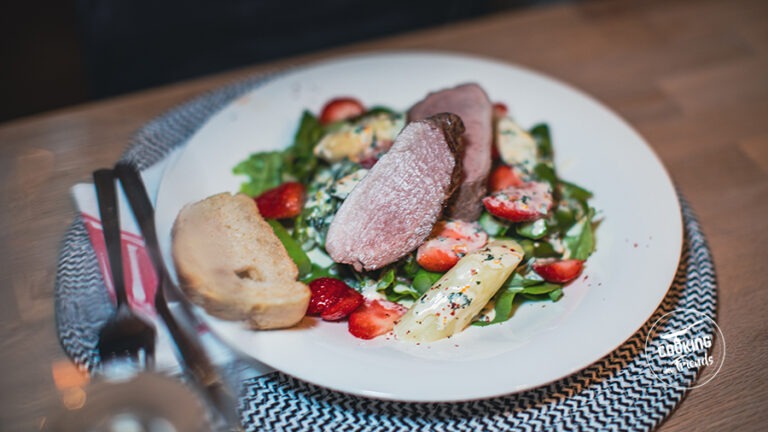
<box><xmin>496</xmin><ymin>116</ymin><xmax>538</xmax><ymax>175</ymax></box>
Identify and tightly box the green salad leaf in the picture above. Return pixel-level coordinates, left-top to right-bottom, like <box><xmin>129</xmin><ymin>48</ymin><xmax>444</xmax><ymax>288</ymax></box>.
<box><xmin>473</xmin><ymin>289</ymin><xmax>517</xmax><ymax>327</ymax></box>
<box><xmin>516</xmin><ymin>218</ymin><xmax>548</xmax><ymax>239</ymax></box>
<box><xmin>530</xmin><ymin>123</ymin><xmax>554</xmax><ymax>162</ymax></box>
<box><xmin>478</xmin><ymin>211</ymin><xmax>509</xmax><ymax>237</ymax></box>
<box><xmin>234</xmin><ymin>110</ymin><xmax>324</xmax><ymax>196</ymax></box>
<box><xmin>564</xmin><ymin>208</ymin><xmax>596</xmax><ymax>260</ymax></box>
<box><xmin>412</xmin><ymin>268</ymin><xmax>443</xmax><ymax>295</ymax></box>
<box><xmin>267</xmin><ymin>219</ymin><xmax>312</xmax><ymax>278</ymax></box>
<box><xmin>518</xmin><ymin>239</ymin><xmax>561</xmax><ymax>259</ymax></box>
<box><xmin>283</xmin><ymin>110</ymin><xmax>324</xmax><ymax>183</ymax></box>
<box><xmin>233</xmin><ymin>151</ymin><xmax>284</xmax><ymax>197</ymax></box>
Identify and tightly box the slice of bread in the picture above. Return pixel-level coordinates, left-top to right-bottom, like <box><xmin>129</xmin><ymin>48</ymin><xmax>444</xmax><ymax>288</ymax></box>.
<box><xmin>172</xmin><ymin>192</ymin><xmax>310</xmax><ymax>329</ymax></box>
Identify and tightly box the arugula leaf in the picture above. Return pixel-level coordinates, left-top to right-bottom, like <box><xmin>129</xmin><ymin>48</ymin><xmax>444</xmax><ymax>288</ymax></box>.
<box><xmin>563</xmin><ymin>209</ymin><xmax>596</xmax><ymax>260</ymax></box>
<box><xmin>559</xmin><ymin>180</ymin><xmax>593</xmax><ymax>217</ymax></box>
<box><xmin>300</xmin><ymin>263</ymin><xmax>338</xmax><ymax>284</ymax></box>
<box><xmin>234</xmin><ymin>111</ymin><xmax>324</xmax><ymax>196</ymax></box>
<box><xmin>283</xmin><ymin>110</ymin><xmax>324</xmax><ymax>183</ymax></box>
<box><xmin>533</xmin><ymin>163</ymin><xmax>558</xmax><ymax>190</ymax></box>
<box><xmin>520</xmin><ymin>282</ymin><xmax>563</xmax><ymax>295</ymax></box>
<box><xmin>516</xmin><ymin>218</ymin><xmax>548</xmax><ymax>239</ymax></box>
<box><xmin>478</xmin><ymin>211</ymin><xmax>510</xmax><ymax>237</ymax></box>
<box><xmin>365</xmin><ymin>106</ymin><xmax>398</xmax><ymax>116</ymax></box>
<box><xmin>233</xmin><ymin>151</ymin><xmax>284</xmax><ymax>196</ymax></box>
<box><xmin>378</xmin><ymin>272</ymin><xmax>421</xmax><ymax>302</ymax></box>
<box><xmin>376</xmin><ymin>268</ymin><xmax>396</xmax><ymax>291</ymax></box>
<box><xmin>474</xmin><ymin>279</ymin><xmax>563</xmax><ymax>327</ymax></box>
<box><xmin>518</xmin><ymin>239</ymin><xmax>561</xmax><ymax>259</ymax></box>
<box><xmin>503</xmin><ymin>272</ymin><xmax>545</xmax><ymax>289</ymax></box>
<box><xmin>385</xmin><ymin>284</ymin><xmax>424</xmax><ymax>302</ymax></box>
<box><xmin>530</xmin><ymin>123</ymin><xmax>553</xmax><ymax>162</ymax></box>
<box><xmin>548</xmin><ymin>288</ymin><xmax>564</xmax><ymax>302</ymax></box>
<box><xmin>559</xmin><ymin>180</ymin><xmax>593</xmax><ymax>203</ymax></box>
<box><xmin>401</xmin><ymin>254</ymin><xmax>421</xmax><ymax>279</ymax></box>
<box><xmin>412</xmin><ymin>268</ymin><xmax>443</xmax><ymax>295</ymax></box>
<box><xmin>377</xmin><ymin>264</ymin><xmax>438</xmax><ymax>302</ymax></box>
<box><xmin>553</xmin><ymin>206</ymin><xmax>577</xmax><ymax>235</ymax></box>
<box><xmin>473</xmin><ymin>289</ymin><xmax>517</xmax><ymax>326</ymax></box>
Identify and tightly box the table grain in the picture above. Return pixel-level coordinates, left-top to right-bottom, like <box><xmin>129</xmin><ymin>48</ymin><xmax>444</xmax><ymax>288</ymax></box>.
<box><xmin>1</xmin><ymin>0</ymin><xmax>766</xmax><ymax>430</ymax></box>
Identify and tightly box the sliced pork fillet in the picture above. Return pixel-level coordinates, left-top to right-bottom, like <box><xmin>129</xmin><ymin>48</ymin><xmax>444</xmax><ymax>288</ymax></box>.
<box><xmin>408</xmin><ymin>83</ymin><xmax>493</xmax><ymax>221</ymax></box>
<box><xmin>325</xmin><ymin>113</ymin><xmax>465</xmax><ymax>272</ymax></box>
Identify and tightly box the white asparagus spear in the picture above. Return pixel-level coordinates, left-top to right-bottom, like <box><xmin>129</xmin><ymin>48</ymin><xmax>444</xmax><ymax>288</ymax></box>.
<box><xmin>394</xmin><ymin>239</ymin><xmax>524</xmax><ymax>342</ymax></box>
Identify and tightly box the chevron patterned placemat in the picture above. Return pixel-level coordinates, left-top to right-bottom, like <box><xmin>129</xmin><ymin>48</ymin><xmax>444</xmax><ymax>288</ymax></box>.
<box><xmin>54</xmin><ymin>71</ymin><xmax>718</xmax><ymax>431</ymax></box>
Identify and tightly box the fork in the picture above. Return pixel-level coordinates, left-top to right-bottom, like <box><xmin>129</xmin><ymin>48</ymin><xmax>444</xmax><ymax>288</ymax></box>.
<box><xmin>93</xmin><ymin>168</ymin><xmax>157</xmax><ymax>373</ymax></box>
<box><xmin>114</xmin><ymin>162</ymin><xmax>243</xmax><ymax>431</ymax></box>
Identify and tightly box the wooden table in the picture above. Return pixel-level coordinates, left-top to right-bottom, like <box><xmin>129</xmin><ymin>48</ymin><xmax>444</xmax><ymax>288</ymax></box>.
<box><xmin>1</xmin><ymin>0</ymin><xmax>766</xmax><ymax>429</ymax></box>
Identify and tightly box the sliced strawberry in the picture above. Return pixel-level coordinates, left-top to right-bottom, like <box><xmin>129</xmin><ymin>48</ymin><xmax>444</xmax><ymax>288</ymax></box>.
<box><xmin>416</xmin><ymin>221</ymin><xmax>488</xmax><ymax>272</ymax></box>
<box><xmin>319</xmin><ymin>97</ymin><xmax>365</xmax><ymax>125</ymax></box>
<box><xmin>255</xmin><ymin>182</ymin><xmax>305</xmax><ymax>219</ymax></box>
<box><xmin>482</xmin><ymin>181</ymin><xmax>553</xmax><ymax>223</ymax></box>
<box><xmin>493</xmin><ymin>102</ymin><xmax>509</xmax><ymax>118</ymax></box>
<box><xmin>532</xmin><ymin>258</ymin><xmax>584</xmax><ymax>283</ymax></box>
<box><xmin>488</xmin><ymin>164</ymin><xmax>524</xmax><ymax>192</ymax></box>
<box><xmin>307</xmin><ymin>277</ymin><xmax>363</xmax><ymax>318</ymax></box>
<box><xmin>348</xmin><ymin>300</ymin><xmax>408</xmax><ymax>340</ymax></box>
<box><xmin>321</xmin><ymin>290</ymin><xmax>364</xmax><ymax>321</ymax></box>
<box><xmin>416</xmin><ymin>247</ymin><xmax>458</xmax><ymax>273</ymax></box>
<box><xmin>307</xmin><ymin>277</ymin><xmax>348</xmax><ymax>315</ymax></box>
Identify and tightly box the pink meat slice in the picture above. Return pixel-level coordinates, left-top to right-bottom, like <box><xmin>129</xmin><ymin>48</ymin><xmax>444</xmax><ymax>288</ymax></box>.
<box><xmin>325</xmin><ymin>113</ymin><xmax>465</xmax><ymax>272</ymax></box>
<box><xmin>408</xmin><ymin>83</ymin><xmax>493</xmax><ymax>221</ymax></box>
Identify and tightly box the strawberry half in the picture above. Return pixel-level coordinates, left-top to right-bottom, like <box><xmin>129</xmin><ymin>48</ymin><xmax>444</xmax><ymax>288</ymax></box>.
<box><xmin>416</xmin><ymin>247</ymin><xmax>458</xmax><ymax>273</ymax></box>
<box><xmin>307</xmin><ymin>277</ymin><xmax>363</xmax><ymax>321</ymax></box>
<box><xmin>488</xmin><ymin>164</ymin><xmax>524</xmax><ymax>192</ymax></box>
<box><xmin>532</xmin><ymin>258</ymin><xmax>584</xmax><ymax>283</ymax></box>
<box><xmin>482</xmin><ymin>181</ymin><xmax>553</xmax><ymax>223</ymax></box>
<box><xmin>321</xmin><ymin>292</ymin><xmax>364</xmax><ymax>321</ymax></box>
<box><xmin>319</xmin><ymin>97</ymin><xmax>365</xmax><ymax>125</ymax></box>
<box><xmin>348</xmin><ymin>299</ymin><xmax>408</xmax><ymax>340</ymax></box>
<box><xmin>255</xmin><ymin>182</ymin><xmax>305</xmax><ymax>219</ymax></box>
<box><xmin>416</xmin><ymin>220</ymin><xmax>488</xmax><ymax>272</ymax></box>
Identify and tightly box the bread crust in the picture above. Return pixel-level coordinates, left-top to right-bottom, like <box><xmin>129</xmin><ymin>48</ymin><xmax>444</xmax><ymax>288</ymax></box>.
<box><xmin>172</xmin><ymin>193</ymin><xmax>310</xmax><ymax>329</ymax></box>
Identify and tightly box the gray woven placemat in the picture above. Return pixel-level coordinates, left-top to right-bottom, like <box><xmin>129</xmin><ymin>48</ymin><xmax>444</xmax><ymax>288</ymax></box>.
<box><xmin>55</xmin><ymin>70</ymin><xmax>718</xmax><ymax>431</ymax></box>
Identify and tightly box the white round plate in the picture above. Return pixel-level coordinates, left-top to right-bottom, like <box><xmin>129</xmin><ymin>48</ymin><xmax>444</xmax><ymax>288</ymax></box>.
<box><xmin>155</xmin><ymin>51</ymin><xmax>682</xmax><ymax>402</ymax></box>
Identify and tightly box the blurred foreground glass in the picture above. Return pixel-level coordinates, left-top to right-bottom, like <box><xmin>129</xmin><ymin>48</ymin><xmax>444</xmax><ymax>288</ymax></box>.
<box><xmin>43</xmin><ymin>368</ymin><xmax>210</xmax><ymax>432</ymax></box>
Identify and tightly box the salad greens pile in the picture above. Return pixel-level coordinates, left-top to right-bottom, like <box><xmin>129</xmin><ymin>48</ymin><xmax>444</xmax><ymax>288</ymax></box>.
<box><xmin>233</xmin><ymin>108</ymin><xmax>599</xmax><ymax>326</ymax></box>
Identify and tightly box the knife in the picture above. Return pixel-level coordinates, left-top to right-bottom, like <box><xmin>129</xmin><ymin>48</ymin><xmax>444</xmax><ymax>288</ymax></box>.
<box><xmin>114</xmin><ymin>162</ymin><xmax>243</xmax><ymax>431</ymax></box>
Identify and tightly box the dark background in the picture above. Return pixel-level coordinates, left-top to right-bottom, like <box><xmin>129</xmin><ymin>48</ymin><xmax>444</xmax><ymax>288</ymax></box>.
<box><xmin>1</xmin><ymin>0</ymin><xmax>566</xmax><ymax>123</ymax></box>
